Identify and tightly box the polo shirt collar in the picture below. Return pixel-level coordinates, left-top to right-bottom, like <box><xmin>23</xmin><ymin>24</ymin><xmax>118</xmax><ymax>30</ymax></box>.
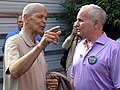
<box><xmin>95</xmin><ymin>32</ymin><xmax>108</xmax><ymax>45</ymax></box>
<box><xmin>19</xmin><ymin>29</ymin><xmax>37</xmax><ymax>47</ymax></box>
<box><xmin>83</xmin><ymin>32</ymin><xmax>108</xmax><ymax>45</ymax></box>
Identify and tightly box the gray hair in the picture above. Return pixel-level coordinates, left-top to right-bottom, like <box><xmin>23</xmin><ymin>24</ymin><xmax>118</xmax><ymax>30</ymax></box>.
<box><xmin>81</xmin><ymin>4</ymin><xmax>107</xmax><ymax>25</ymax></box>
<box><xmin>22</xmin><ymin>3</ymin><xmax>46</xmax><ymax>21</ymax></box>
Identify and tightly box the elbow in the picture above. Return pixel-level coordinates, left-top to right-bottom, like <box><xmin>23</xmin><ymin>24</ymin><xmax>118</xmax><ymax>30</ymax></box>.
<box><xmin>9</xmin><ymin>67</ymin><xmax>21</xmax><ymax>79</ymax></box>
<box><xmin>62</xmin><ymin>44</ymin><xmax>65</xmax><ymax>48</ymax></box>
<box><xmin>11</xmin><ymin>72</ymin><xmax>20</xmax><ymax>79</ymax></box>
<box><xmin>62</xmin><ymin>44</ymin><xmax>68</xmax><ymax>49</ymax></box>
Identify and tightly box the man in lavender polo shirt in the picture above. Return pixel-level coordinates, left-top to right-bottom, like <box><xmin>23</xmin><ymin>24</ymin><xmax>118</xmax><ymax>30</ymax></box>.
<box><xmin>71</xmin><ymin>4</ymin><xmax>120</xmax><ymax>90</ymax></box>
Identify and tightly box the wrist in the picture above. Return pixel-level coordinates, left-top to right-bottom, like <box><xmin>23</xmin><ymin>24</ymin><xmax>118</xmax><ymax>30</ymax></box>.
<box><xmin>36</xmin><ymin>43</ymin><xmax>44</xmax><ymax>51</ymax></box>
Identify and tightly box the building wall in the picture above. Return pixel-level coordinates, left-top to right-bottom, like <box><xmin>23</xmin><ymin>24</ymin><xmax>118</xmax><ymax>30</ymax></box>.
<box><xmin>0</xmin><ymin>0</ymin><xmax>66</xmax><ymax>88</ymax></box>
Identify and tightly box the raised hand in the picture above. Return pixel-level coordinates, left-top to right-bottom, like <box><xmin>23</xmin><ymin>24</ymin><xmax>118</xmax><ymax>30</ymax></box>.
<box><xmin>39</xmin><ymin>26</ymin><xmax>61</xmax><ymax>48</ymax></box>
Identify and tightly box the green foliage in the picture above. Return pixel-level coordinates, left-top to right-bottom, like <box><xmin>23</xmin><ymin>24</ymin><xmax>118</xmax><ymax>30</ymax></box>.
<box><xmin>61</xmin><ymin>0</ymin><xmax>120</xmax><ymax>40</ymax></box>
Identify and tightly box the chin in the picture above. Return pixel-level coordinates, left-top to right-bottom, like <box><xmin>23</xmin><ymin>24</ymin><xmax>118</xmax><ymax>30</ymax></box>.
<box><xmin>77</xmin><ymin>33</ymin><xmax>81</xmax><ymax>35</ymax></box>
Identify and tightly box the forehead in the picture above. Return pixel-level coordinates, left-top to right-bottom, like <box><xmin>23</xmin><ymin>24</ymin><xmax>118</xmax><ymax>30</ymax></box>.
<box><xmin>77</xmin><ymin>8</ymin><xmax>89</xmax><ymax>19</ymax></box>
<box><xmin>32</xmin><ymin>5</ymin><xmax>47</xmax><ymax>16</ymax></box>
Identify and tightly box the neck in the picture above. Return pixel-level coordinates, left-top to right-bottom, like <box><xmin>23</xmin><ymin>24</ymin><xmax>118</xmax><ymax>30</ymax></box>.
<box><xmin>23</xmin><ymin>27</ymin><xmax>36</xmax><ymax>44</ymax></box>
<box><xmin>88</xmin><ymin>31</ymin><xmax>102</xmax><ymax>42</ymax></box>
<box><xmin>86</xmin><ymin>40</ymin><xmax>93</xmax><ymax>49</ymax></box>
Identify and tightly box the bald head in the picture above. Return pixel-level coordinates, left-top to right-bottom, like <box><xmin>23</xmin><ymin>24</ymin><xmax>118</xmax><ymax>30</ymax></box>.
<box><xmin>22</xmin><ymin>3</ymin><xmax>47</xmax><ymax>21</ymax></box>
<box><xmin>79</xmin><ymin>4</ymin><xmax>106</xmax><ymax>25</ymax></box>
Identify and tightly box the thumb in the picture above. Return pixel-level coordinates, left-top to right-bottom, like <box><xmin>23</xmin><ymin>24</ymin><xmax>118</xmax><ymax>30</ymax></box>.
<box><xmin>56</xmin><ymin>31</ymin><xmax>61</xmax><ymax>36</ymax></box>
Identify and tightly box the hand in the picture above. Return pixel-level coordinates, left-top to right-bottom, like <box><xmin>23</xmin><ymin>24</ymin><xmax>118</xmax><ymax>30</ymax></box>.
<box><xmin>46</xmin><ymin>78</ymin><xmax>58</xmax><ymax>90</ymax></box>
<box><xmin>39</xmin><ymin>26</ymin><xmax>61</xmax><ymax>48</ymax></box>
<box><xmin>71</xmin><ymin>27</ymin><xmax>77</xmax><ymax>35</ymax></box>
<box><xmin>71</xmin><ymin>23</ymin><xmax>77</xmax><ymax>36</ymax></box>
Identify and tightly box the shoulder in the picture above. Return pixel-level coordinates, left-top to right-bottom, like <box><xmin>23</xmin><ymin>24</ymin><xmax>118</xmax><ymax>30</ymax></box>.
<box><xmin>106</xmin><ymin>38</ymin><xmax>120</xmax><ymax>52</ymax></box>
<box><xmin>5</xmin><ymin>34</ymin><xmax>20</xmax><ymax>53</ymax></box>
<box><xmin>107</xmin><ymin>38</ymin><xmax>119</xmax><ymax>46</ymax></box>
<box><xmin>6</xmin><ymin>34</ymin><xmax>21</xmax><ymax>44</ymax></box>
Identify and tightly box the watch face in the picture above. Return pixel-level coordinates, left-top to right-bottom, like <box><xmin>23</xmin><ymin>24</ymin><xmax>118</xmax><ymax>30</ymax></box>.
<box><xmin>88</xmin><ymin>55</ymin><xmax>97</xmax><ymax>65</ymax></box>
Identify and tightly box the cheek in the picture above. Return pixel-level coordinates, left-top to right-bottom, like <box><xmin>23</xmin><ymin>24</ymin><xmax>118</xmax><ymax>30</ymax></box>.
<box><xmin>32</xmin><ymin>18</ymin><xmax>41</xmax><ymax>25</ymax></box>
<box><xmin>80</xmin><ymin>23</ymin><xmax>86</xmax><ymax>31</ymax></box>
<box><xmin>34</xmin><ymin>20</ymin><xmax>40</xmax><ymax>25</ymax></box>
<box><xmin>82</xmin><ymin>23</ymin><xmax>90</xmax><ymax>30</ymax></box>
<box><xmin>80</xmin><ymin>24</ymin><xmax>89</xmax><ymax>34</ymax></box>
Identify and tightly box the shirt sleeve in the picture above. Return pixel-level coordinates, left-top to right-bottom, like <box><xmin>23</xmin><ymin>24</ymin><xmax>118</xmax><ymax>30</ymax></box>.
<box><xmin>110</xmin><ymin>45</ymin><xmax>120</xmax><ymax>89</ymax></box>
<box><xmin>4</xmin><ymin>36</ymin><xmax>20</xmax><ymax>74</ymax></box>
<box><xmin>62</xmin><ymin>35</ymin><xmax>75</xmax><ymax>50</ymax></box>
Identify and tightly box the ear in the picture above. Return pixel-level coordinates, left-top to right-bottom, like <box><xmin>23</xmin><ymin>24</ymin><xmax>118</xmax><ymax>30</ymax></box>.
<box><xmin>23</xmin><ymin>14</ymin><xmax>29</xmax><ymax>24</ymax></box>
<box><xmin>93</xmin><ymin>20</ymin><xmax>99</xmax><ymax>28</ymax></box>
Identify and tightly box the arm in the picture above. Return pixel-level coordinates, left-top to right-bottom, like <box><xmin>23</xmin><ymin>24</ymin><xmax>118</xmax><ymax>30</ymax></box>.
<box><xmin>7</xmin><ymin>26</ymin><xmax>61</xmax><ymax>78</ymax></box>
<box><xmin>62</xmin><ymin>28</ymin><xmax>77</xmax><ymax>49</ymax></box>
<box><xmin>8</xmin><ymin>42</ymin><xmax>44</xmax><ymax>78</ymax></box>
<box><xmin>71</xmin><ymin>78</ymin><xmax>75</xmax><ymax>90</ymax></box>
<box><xmin>110</xmin><ymin>46</ymin><xmax>120</xmax><ymax>90</ymax></box>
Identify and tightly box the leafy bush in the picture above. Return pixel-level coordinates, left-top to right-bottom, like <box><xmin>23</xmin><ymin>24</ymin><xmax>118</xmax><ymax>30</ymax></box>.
<box><xmin>61</xmin><ymin>0</ymin><xmax>120</xmax><ymax>40</ymax></box>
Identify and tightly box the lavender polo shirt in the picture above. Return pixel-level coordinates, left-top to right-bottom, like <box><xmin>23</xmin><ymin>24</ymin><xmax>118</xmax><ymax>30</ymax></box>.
<box><xmin>71</xmin><ymin>33</ymin><xmax>120</xmax><ymax>90</ymax></box>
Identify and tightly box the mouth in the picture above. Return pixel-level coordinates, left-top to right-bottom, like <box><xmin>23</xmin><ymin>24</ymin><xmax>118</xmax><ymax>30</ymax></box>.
<box><xmin>41</xmin><ymin>26</ymin><xmax>45</xmax><ymax>30</ymax></box>
<box><xmin>77</xmin><ymin>29</ymin><xmax>81</xmax><ymax>34</ymax></box>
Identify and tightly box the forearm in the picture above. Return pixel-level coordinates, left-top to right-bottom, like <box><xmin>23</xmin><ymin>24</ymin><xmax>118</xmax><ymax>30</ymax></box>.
<box><xmin>9</xmin><ymin>43</ymin><xmax>43</xmax><ymax>78</ymax></box>
<box><xmin>71</xmin><ymin>78</ymin><xmax>75</xmax><ymax>90</ymax></box>
<box><xmin>62</xmin><ymin>35</ymin><xmax>75</xmax><ymax>49</ymax></box>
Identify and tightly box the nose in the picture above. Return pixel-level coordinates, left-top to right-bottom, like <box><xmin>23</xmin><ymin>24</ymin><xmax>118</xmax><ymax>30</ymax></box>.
<box><xmin>74</xmin><ymin>21</ymin><xmax>81</xmax><ymax>31</ymax></box>
<box><xmin>42</xmin><ymin>17</ymin><xmax>47</xmax><ymax>24</ymax></box>
<box><xmin>76</xmin><ymin>21</ymin><xmax>80</xmax><ymax>27</ymax></box>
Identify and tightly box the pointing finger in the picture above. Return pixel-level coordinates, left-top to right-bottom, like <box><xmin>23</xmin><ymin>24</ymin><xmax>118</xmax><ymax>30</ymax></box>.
<box><xmin>49</xmin><ymin>26</ymin><xmax>61</xmax><ymax>32</ymax></box>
